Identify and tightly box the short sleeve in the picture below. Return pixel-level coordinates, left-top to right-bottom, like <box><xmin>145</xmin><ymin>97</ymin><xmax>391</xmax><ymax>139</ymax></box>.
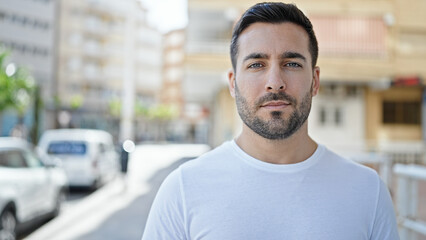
<box><xmin>141</xmin><ymin>168</ymin><xmax>186</xmax><ymax>240</ymax></box>
<box><xmin>370</xmin><ymin>178</ymin><xmax>400</xmax><ymax>240</ymax></box>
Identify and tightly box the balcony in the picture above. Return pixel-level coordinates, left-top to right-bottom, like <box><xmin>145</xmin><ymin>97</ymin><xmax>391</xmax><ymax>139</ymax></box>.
<box><xmin>186</xmin><ymin>40</ymin><xmax>229</xmax><ymax>55</ymax></box>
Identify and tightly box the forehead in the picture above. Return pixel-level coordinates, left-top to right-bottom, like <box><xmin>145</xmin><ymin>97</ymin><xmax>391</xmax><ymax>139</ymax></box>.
<box><xmin>237</xmin><ymin>22</ymin><xmax>311</xmax><ymax>62</ymax></box>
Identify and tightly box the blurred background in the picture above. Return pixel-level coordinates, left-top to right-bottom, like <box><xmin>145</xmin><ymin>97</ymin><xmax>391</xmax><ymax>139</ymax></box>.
<box><xmin>0</xmin><ymin>0</ymin><xmax>425</xmax><ymax>239</ymax></box>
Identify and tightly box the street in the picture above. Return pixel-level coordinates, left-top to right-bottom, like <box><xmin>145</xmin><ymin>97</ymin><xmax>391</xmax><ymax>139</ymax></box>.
<box><xmin>24</xmin><ymin>143</ymin><xmax>210</xmax><ymax>240</ymax></box>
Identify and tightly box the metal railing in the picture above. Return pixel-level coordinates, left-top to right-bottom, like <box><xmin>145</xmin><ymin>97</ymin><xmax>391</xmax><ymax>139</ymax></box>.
<box><xmin>394</xmin><ymin>164</ymin><xmax>426</xmax><ymax>240</ymax></box>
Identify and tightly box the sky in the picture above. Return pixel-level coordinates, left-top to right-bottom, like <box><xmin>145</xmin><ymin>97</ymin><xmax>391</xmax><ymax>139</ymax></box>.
<box><xmin>140</xmin><ymin>0</ymin><xmax>188</xmax><ymax>33</ymax></box>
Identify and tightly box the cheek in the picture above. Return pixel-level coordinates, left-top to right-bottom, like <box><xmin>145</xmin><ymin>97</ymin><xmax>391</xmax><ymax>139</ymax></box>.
<box><xmin>240</xmin><ymin>73</ymin><xmax>265</xmax><ymax>92</ymax></box>
<box><xmin>238</xmin><ymin>82</ymin><xmax>261</xmax><ymax>103</ymax></box>
<box><xmin>287</xmin><ymin>73</ymin><xmax>313</xmax><ymax>92</ymax></box>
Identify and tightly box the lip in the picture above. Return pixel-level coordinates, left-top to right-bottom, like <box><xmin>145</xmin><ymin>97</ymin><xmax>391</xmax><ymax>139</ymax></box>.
<box><xmin>260</xmin><ymin>100</ymin><xmax>290</xmax><ymax>110</ymax></box>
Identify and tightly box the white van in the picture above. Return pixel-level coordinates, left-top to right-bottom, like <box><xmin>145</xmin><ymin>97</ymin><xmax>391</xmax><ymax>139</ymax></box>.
<box><xmin>38</xmin><ymin>129</ymin><xmax>120</xmax><ymax>189</ymax></box>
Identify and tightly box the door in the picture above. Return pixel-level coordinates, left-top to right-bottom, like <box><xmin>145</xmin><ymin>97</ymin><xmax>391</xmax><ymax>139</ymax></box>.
<box><xmin>0</xmin><ymin>149</ymin><xmax>49</xmax><ymax>221</ymax></box>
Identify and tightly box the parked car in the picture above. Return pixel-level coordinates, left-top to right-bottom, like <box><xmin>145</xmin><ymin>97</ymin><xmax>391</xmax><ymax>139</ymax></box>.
<box><xmin>37</xmin><ymin>129</ymin><xmax>120</xmax><ymax>189</ymax></box>
<box><xmin>0</xmin><ymin>137</ymin><xmax>68</xmax><ymax>240</ymax></box>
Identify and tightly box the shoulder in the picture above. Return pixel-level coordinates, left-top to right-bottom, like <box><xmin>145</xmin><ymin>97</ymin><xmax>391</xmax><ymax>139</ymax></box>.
<box><xmin>179</xmin><ymin>140</ymin><xmax>235</xmax><ymax>173</ymax></box>
<box><xmin>318</xmin><ymin>145</ymin><xmax>382</xmax><ymax>187</ymax></box>
<box><xmin>318</xmin><ymin>147</ymin><xmax>399</xmax><ymax>239</ymax></box>
<box><xmin>156</xmin><ymin>141</ymin><xmax>235</xmax><ymax>187</ymax></box>
<box><xmin>166</xmin><ymin>141</ymin><xmax>241</xmax><ymax>192</ymax></box>
<box><xmin>321</xmin><ymin>146</ymin><xmax>379</xmax><ymax>175</ymax></box>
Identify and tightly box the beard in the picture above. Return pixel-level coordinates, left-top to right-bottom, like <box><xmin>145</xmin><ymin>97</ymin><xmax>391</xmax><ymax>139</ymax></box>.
<box><xmin>235</xmin><ymin>82</ymin><xmax>313</xmax><ymax>140</ymax></box>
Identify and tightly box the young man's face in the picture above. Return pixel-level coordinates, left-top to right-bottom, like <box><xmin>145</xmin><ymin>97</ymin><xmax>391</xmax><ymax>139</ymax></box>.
<box><xmin>228</xmin><ymin>22</ymin><xmax>320</xmax><ymax>140</ymax></box>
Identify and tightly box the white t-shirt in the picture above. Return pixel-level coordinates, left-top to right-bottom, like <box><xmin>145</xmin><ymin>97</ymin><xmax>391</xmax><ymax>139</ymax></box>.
<box><xmin>142</xmin><ymin>141</ymin><xmax>399</xmax><ymax>240</ymax></box>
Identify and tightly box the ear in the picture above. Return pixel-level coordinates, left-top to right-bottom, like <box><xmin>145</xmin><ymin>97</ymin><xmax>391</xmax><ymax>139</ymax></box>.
<box><xmin>311</xmin><ymin>66</ymin><xmax>320</xmax><ymax>96</ymax></box>
<box><xmin>228</xmin><ymin>69</ymin><xmax>236</xmax><ymax>98</ymax></box>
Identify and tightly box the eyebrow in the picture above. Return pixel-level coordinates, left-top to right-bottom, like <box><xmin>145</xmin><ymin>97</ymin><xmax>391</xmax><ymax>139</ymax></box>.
<box><xmin>243</xmin><ymin>51</ymin><xmax>307</xmax><ymax>63</ymax></box>
<box><xmin>281</xmin><ymin>51</ymin><xmax>307</xmax><ymax>62</ymax></box>
<box><xmin>243</xmin><ymin>52</ymin><xmax>269</xmax><ymax>63</ymax></box>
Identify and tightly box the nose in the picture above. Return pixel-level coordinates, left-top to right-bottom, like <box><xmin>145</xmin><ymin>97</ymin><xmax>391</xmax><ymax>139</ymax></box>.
<box><xmin>265</xmin><ymin>65</ymin><xmax>286</xmax><ymax>92</ymax></box>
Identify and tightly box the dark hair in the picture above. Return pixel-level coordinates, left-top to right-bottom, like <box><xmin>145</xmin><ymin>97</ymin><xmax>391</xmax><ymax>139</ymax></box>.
<box><xmin>230</xmin><ymin>2</ymin><xmax>318</xmax><ymax>70</ymax></box>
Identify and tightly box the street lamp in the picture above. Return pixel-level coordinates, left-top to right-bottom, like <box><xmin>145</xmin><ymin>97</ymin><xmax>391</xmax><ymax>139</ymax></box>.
<box><xmin>120</xmin><ymin>139</ymin><xmax>135</xmax><ymax>174</ymax></box>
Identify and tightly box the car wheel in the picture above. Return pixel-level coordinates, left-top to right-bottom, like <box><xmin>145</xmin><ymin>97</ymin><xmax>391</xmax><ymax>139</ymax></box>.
<box><xmin>91</xmin><ymin>177</ymin><xmax>102</xmax><ymax>191</ymax></box>
<box><xmin>0</xmin><ymin>209</ymin><xmax>17</xmax><ymax>240</ymax></box>
<box><xmin>51</xmin><ymin>190</ymin><xmax>67</xmax><ymax>218</ymax></box>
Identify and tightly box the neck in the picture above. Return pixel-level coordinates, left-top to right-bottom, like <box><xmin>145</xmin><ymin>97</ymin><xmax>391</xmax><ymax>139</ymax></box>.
<box><xmin>235</xmin><ymin>123</ymin><xmax>317</xmax><ymax>165</ymax></box>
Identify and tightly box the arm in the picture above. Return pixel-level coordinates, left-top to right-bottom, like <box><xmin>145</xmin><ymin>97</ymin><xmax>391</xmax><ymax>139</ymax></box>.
<box><xmin>141</xmin><ymin>168</ymin><xmax>187</xmax><ymax>240</ymax></box>
<box><xmin>369</xmin><ymin>179</ymin><xmax>400</xmax><ymax>240</ymax></box>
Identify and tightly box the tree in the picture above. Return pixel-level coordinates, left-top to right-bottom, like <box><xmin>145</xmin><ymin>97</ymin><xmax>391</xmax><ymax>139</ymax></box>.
<box><xmin>0</xmin><ymin>50</ymin><xmax>35</xmax><ymax>137</ymax></box>
<box><xmin>0</xmin><ymin>50</ymin><xmax>35</xmax><ymax>116</ymax></box>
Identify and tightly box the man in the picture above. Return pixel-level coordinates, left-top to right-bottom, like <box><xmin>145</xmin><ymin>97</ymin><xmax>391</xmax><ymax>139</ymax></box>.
<box><xmin>142</xmin><ymin>2</ymin><xmax>399</xmax><ymax>240</ymax></box>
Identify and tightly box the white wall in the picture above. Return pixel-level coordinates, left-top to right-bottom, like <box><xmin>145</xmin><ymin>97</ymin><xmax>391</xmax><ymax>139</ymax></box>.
<box><xmin>309</xmin><ymin>86</ymin><xmax>366</xmax><ymax>154</ymax></box>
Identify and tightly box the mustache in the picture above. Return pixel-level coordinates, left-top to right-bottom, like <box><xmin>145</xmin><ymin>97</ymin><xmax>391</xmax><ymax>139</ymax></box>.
<box><xmin>255</xmin><ymin>92</ymin><xmax>297</xmax><ymax>107</ymax></box>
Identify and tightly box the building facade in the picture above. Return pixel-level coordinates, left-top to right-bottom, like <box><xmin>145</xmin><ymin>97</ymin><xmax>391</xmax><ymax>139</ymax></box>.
<box><xmin>56</xmin><ymin>0</ymin><xmax>162</xmax><ymax>141</ymax></box>
<box><xmin>161</xmin><ymin>29</ymin><xmax>185</xmax><ymax>111</ymax></box>
<box><xmin>157</xmin><ymin>29</ymin><xmax>189</xmax><ymax>142</ymax></box>
<box><xmin>184</xmin><ymin>3</ymin><xmax>236</xmax><ymax>144</ymax></box>
<box><xmin>0</xmin><ymin>0</ymin><xmax>58</xmax><ymax>137</ymax></box>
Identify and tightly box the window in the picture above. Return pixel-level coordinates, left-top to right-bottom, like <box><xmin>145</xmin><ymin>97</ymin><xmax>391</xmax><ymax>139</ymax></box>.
<box><xmin>23</xmin><ymin>151</ymin><xmax>43</xmax><ymax>168</ymax></box>
<box><xmin>382</xmin><ymin>101</ymin><xmax>421</xmax><ymax>125</ymax></box>
<box><xmin>99</xmin><ymin>143</ymin><xmax>107</xmax><ymax>153</ymax></box>
<box><xmin>0</xmin><ymin>150</ymin><xmax>28</xmax><ymax>168</ymax></box>
<box><xmin>318</xmin><ymin>106</ymin><xmax>344</xmax><ymax>126</ymax></box>
<box><xmin>346</xmin><ymin>86</ymin><xmax>359</xmax><ymax>97</ymax></box>
<box><xmin>335</xmin><ymin>108</ymin><xmax>342</xmax><ymax>125</ymax></box>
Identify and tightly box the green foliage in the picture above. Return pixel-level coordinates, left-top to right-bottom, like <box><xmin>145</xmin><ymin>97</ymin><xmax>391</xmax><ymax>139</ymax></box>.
<box><xmin>111</xmin><ymin>99</ymin><xmax>178</xmax><ymax>120</ymax></box>
<box><xmin>148</xmin><ymin>104</ymin><xmax>178</xmax><ymax>120</ymax></box>
<box><xmin>53</xmin><ymin>95</ymin><xmax>61</xmax><ymax>108</ymax></box>
<box><xmin>107</xmin><ymin>97</ymin><xmax>178</xmax><ymax>121</ymax></box>
<box><xmin>135</xmin><ymin>101</ymin><xmax>149</xmax><ymax>117</ymax></box>
<box><xmin>0</xmin><ymin>50</ymin><xmax>35</xmax><ymax>115</ymax></box>
<box><xmin>108</xmin><ymin>97</ymin><xmax>121</xmax><ymax>117</ymax></box>
<box><xmin>70</xmin><ymin>95</ymin><xmax>83</xmax><ymax>110</ymax></box>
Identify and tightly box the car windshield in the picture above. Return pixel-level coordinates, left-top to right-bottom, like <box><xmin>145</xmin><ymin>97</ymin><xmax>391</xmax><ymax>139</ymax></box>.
<box><xmin>48</xmin><ymin>141</ymin><xmax>87</xmax><ymax>155</ymax></box>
